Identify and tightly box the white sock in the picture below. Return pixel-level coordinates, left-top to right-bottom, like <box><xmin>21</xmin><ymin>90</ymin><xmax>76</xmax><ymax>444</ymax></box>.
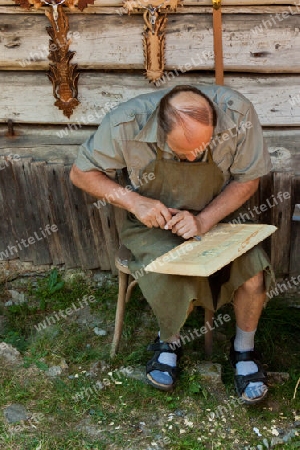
<box><xmin>234</xmin><ymin>326</ymin><xmax>267</xmax><ymax>399</ymax></box>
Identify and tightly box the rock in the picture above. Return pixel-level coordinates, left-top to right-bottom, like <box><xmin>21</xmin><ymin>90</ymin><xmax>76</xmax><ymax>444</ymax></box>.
<box><xmin>93</xmin><ymin>327</ymin><xmax>107</xmax><ymax>336</ymax></box>
<box><xmin>282</xmin><ymin>429</ymin><xmax>297</xmax><ymax>442</ymax></box>
<box><xmin>124</xmin><ymin>365</ymin><xmax>146</xmax><ymax>383</ymax></box>
<box><xmin>45</xmin><ymin>366</ymin><xmax>63</xmax><ymax>377</ymax></box>
<box><xmin>267</xmin><ymin>372</ymin><xmax>290</xmax><ymax>385</ymax></box>
<box><xmin>3</xmin><ymin>404</ymin><xmax>30</xmax><ymax>423</ymax></box>
<box><xmin>270</xmin><ymin>437</ymin><xmax>284</xmax><ymax>447</ymax></box>
<box><xmin>7</xmin><ymin>289</ymin><xmax>27</xmax><ymax>305</ymax></box>
<box><xmin>262</xmin><ymin>438</ymin><xmax>269</xmax><ymax>448</ymax></box>
<box><xmin>0</xmin><ymin>342</ymin><xmax>22</xmax><ymax>364</ymax></box>
<box><xmin>196</xmin><ymin>362</ymin><xmax>222</xmax><ymax>384</ymax></box>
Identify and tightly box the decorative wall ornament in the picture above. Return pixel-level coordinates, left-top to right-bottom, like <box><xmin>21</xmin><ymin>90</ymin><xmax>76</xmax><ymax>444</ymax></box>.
<box><xmin>123</xmin><ymin>0</ymin><xmax>179</xmax><ymax>83</ymax></box>
<box><xmin>13</xmin><ymin>0</ymin><xmax>90</xmax><ymax>117</ymax></box>
<box><xmin>44</xmin><ymin>1</ymin><xmax>80</xmax><ymax>117</ymax></box>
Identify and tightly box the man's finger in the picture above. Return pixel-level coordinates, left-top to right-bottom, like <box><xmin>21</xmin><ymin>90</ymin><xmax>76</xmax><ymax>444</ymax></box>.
<box><xmin>164</xmin><ymin>214</ymin><xmax>183</xmax><ymax>230</ymax></box>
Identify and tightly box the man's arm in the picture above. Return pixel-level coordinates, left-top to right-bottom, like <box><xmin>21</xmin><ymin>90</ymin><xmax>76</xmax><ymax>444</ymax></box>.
<box><xmin>70</xmin><ymin>164</ymin><xmax>172</xmax><ymax>228</ymax></box>
<box><xmin>166</xmin><ymin>178</ymin><xmax>259</xmax><ymax>239</ymax></box>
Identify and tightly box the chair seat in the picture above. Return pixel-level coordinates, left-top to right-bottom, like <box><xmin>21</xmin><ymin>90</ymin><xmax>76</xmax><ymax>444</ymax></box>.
<box><xmin>115</xmin><ymin>245</ymin><xmax>133</xmax><ymax>274</ymax></box>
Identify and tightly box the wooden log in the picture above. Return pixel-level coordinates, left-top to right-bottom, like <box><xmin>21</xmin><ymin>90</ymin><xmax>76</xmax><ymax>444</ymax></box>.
<box><xmin>289</xmin><ymin>176</ymin><xmax>300</xmax><ymax>276</ymax></box>
<box><xmin>1</xmin><ymin>72</ymin><xmax>300</xmax><ymax>126</ymax></box>
<box><xmin>1</xmin><ymin>13</ymin><xmax>300</xmax><ymax>72</ymax></box>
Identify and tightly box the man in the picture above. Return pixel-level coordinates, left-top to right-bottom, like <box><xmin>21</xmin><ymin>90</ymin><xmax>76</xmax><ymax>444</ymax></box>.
<box><xmin>70</xmin><ymin>84</ymin><xmax>274</xmax><ymax>404</ymax></box>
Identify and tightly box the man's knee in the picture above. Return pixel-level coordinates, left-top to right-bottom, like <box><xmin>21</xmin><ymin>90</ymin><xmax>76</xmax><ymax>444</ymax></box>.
<box><xmin>242</xmin><ymin>271</ymin><xmax>265</xmax><ymax>294</ymax></box>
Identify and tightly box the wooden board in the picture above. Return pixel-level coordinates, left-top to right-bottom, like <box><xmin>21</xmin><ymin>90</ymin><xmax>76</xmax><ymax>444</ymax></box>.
<box><xmin>144</xmin><ymin>223</ymin><xmax>277</xmax><ymax>277</ymax></box>
<box><xmin>1</xmin><ymin>0</ymin><xmax>298</xmax><ymax>6</ymax></box>
<box><xmin>1</xmin><ymin>13</ymin><xmax>300</xmax><ymax>72</ymax></box>
<box><xmin>0</xmin><ymin>126</ymin><xmax>299</xmax><ymax>175</ymax></box>
<box><xmin>1</xmin><ymin>72</ymin><xmax>300</xmax><ymax>126</ymax></box>
<box><xmin>290</xmin><ymin>177</ymin><xmax>300</xmax><ymax>276</ymax></box>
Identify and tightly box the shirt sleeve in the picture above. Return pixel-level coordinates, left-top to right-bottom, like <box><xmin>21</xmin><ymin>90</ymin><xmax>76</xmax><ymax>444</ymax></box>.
<box><xmin>230</xmin><ymin>103</ymin><xmax>272</xmax><ymax>183</ymax></box>
<box><xmin>74</xmin><ymin>113</ymin><xmax>126</xmax><ymax>179</ymax></box>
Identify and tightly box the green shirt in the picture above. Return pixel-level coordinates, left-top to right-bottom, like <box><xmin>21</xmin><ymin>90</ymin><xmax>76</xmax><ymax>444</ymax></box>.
<box><xmin>74</xmin><ymin>84</ymin><xmax>272</xmax><ymax>189</ymax></box>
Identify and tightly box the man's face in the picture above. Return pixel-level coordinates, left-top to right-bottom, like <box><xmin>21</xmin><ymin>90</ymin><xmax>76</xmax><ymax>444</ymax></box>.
<box><xmin>166</xmin><ymin>120</ymin><xmax>214</xmax><ymax>161</ymax></box>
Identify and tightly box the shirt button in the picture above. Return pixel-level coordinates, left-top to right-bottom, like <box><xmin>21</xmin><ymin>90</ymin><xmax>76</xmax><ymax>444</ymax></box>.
<box><xmin>228</xmin><ymin>100</ymin><xmax>233</xmax><ymax>106</ymax></box>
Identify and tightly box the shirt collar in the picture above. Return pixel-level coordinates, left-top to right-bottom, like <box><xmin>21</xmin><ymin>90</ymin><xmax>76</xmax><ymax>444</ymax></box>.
<box><xmin>133</xmin><ymin>101</ymin><xmax>237</xmax><ymax>153</ymax></box>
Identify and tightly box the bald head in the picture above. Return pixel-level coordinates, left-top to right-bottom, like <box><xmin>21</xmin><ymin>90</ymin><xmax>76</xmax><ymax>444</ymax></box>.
<box><xmin>158</xmin><ymin>85</ymin><xmax>216</xmax><ymax>161</ymax></box>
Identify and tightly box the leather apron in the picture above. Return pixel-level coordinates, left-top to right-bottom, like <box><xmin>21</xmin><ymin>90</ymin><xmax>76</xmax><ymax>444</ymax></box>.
<box><xmin>120</xmin><ymin>147</ymin><xmax>274</xmax><ymax>341</ymax></box>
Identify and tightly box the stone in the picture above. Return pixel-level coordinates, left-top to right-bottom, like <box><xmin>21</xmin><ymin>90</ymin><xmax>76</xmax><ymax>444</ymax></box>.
<box><xmin>267</xmin><ymin>372</ymin><xmax>290</xmax><ymax>385</ymax></box>
<box><xmin>0</xmin><ymin>342</ymin><xmax>22</xmax><ymax>364</ymax></box>
<box><xmin>93</xmin><ymin>327</ymin><xmax>107</xmax><ymax>336</ymax></box>
<box><xmin>124</xmin><ymin>365</ymin><xmax>146</xmax><ymax>383</ymax></box>
<box><xmin>45</xmin><ymin>366</ymin><xmax>63</xmax><ymax>377</ymax></box>
<box><xmin>3</xmin><ymin>404</ymin><xmax>30</xmax><ymax>423</ymax></box>
<box><xmin>196</xmin><ymin>363</ymin><xmax>222</xmax><ymax>384</ymax></box>
<box><xmin>7</xmin><ymin>289</ymin><xmax>26</xmax><ymax>305</ymax></box>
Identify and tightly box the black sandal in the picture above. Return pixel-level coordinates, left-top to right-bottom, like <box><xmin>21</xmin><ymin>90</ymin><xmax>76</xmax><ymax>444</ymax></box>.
<box><xmin>229</xmin><ymin>339</ymin><xmax>268</xmax><ymax>404</ymax></box>
<box><xmin>146</xmin><ymin>337</ymin><xmax>182</xmax><ymax>392</ymax></box>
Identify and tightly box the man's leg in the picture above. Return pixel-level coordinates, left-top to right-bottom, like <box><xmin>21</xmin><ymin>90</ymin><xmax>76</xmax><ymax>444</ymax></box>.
<box><xmin>232</xmin><ymin>271</ymin><xmax>268</xmax><ymax>401</ymax></box>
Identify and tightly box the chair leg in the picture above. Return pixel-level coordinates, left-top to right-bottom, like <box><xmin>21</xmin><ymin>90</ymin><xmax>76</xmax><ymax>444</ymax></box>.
<box><xmin>204</xmin><ymin>309</ymin><xmax>214</xmax><ymax>357</ymax></box>
<box><xmin>125</xmin><ymin>277</ymin><xmax>138</xmax><ymax>303</ymax></box>
<box><xmin>110</xmin><ymin>270</ymin><xmax>129</xmax><ymax>358</ymax></box>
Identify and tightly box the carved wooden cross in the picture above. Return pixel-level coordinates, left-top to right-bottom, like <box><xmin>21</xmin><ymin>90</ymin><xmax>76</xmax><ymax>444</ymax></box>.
<box><xmin>123</xmin><ymin>0</ymin><xmax>179</xmax><ymax>83</ymax></box>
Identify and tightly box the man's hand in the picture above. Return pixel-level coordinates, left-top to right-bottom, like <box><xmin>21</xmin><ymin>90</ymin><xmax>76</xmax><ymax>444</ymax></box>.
<box><xmin>164</xmin><ymin>208</ymin><xmax>203</xmax><ymax>239</ymax></box>
<box><xmin>131</xmin><ymin>198</ymin><xmax>172</xmax><ymax>229</ymax></box>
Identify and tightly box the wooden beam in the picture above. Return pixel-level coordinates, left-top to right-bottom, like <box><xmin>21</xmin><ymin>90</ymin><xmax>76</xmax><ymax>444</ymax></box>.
<box><xmin>1</xmin><ymin>72</ymin><xmax>300</xmax><ymax>126</ymax></box>
<box><xmin>0</xmin><ymin>0</ymin><xmax>298</xmax><ymax>6</ymax></box>
<box><xmin>1</xmin><ymin>13</ymin><xmax>300</xmax><ymax>72</ymax></box>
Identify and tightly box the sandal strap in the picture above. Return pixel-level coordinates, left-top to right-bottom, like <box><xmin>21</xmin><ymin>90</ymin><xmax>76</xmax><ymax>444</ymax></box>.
<box><xmin>235</xmin><ymin>370</ymin><xmax>268</xmax><ymax>396</ymax></box>
<box><xmin>146</xmin><ymin>359</ymin><xmax>177</xmax><ymax>378</ymax></box>
<box><xmin>232</xmin><ymin>350</ymin><xmax>260</xmax><ymax>363</ymax></box>
<box><xmin>147</xmin><ymin>342</ymin><xmax>177</xmax><ymax>353</ymax></box>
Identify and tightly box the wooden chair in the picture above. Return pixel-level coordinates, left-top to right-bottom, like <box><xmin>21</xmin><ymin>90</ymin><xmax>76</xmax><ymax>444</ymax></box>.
<box><xmin>111</xmin><ymin>245</ymin><xmax>214</xmax><ymax>358</ymax></box>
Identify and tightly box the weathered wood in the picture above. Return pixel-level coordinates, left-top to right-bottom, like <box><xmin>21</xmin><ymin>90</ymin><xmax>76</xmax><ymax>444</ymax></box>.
<box><xmin>83</xmin><ymin>192</ymin><xmax>112</xmax><ymax>271</ymax></box>
<box><xmin>270</xmin><ymin>172</ymin><xmax>293</xmax><ymax>276</ymax></box>
<box><xmin>0</xmin><ymin>0</ymin><xmax>298</xmax><ymax>7</ymax></box>
<box><xmin>1</xmin><ymin>72</ymin><xmax>300</xmax><ymax>126</ymax></box>
<box><xmin>1</xmin><ymin>126</ymin><xmax>300</xmax><ymax>174</ymax></box>
<box><xmin>2</xmin><ymin>5</ymin><xmax>300</xmax><ymax>14</ymax></box>
<box><xmin>1</xmin><ymin>13</ymin><xmax>300</xmax><ymax>71</ymax></box>
<box><xmin>290</xmin><ymin>176</ymin><xmax>300</xmax><ymax>276</ymax></box>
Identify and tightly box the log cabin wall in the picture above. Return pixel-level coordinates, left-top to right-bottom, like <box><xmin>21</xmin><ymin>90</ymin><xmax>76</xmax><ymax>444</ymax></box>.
<box><xmin>0</xmin><ymin>0</ymin><xmax>299</xmax><ymax>277</ymax></box>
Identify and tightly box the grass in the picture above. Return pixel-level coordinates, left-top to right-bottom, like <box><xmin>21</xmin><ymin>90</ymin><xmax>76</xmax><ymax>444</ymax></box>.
<box><xmin>0</xmin><ymin>269</ymin><xmax>299</xmax><ymax>449</ymax></box>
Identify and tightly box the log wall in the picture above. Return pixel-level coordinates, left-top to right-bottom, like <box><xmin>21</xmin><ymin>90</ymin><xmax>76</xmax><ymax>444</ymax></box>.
<box><xmin>0</xmin><ymin>1</ymin><xmax>299</xmax><ymax>277</ymax></box>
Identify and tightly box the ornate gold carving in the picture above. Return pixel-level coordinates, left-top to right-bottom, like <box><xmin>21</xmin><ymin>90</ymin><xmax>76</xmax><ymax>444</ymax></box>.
<box><xmin>45</xmin><ymin>4</ymin><xmax>80</xmax><ymax>118</ymax></box>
